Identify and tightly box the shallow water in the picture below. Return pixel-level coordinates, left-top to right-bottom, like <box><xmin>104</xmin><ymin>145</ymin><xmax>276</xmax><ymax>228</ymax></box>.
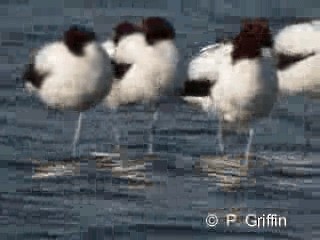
<box><xmin>2</xmin><ymin>1</ymin><xmax>320</xmax><ymax>239</ymax></box>
<box><xmin>4</xmin><ymin>81</ymin><xmax>320</xmax><ymax>239</ymax></box>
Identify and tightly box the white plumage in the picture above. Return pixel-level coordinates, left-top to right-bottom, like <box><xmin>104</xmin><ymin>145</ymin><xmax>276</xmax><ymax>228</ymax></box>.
<box><xmin>212</xmin><ymin>44</ymin><xmax>278</xmax><ymax>127</ymax></box>
<box><xmin>274</xmin><ymin>20</ymin><xmax>320</xmax><ymax>57</ymax></box>
<box><xmin>98</xmin><ymin>18</ymin><xmax>179</xmax><ymax>155</ymax></box>
<box><xmin>188</xmin><ymin>43</ymin><xmax>228</xmax><ymax>83</ymax></box>
<box><xmin>183</xmin><ymin>42</ymin><xmax>231</xmax><ymax>112</ymax></box>
<box><xmin>104</xmin><ymin>33</ymin><xmax>179</xmax><ymax>109</ymax></box>
<box><xmin>23</xmin><ymin>26</ymin><xmax>113</xmax><ymax>156</ymax></box>
<box><xmin>101</xmin><ymin>39</ymin><xmax>116</xmax><ymax>59</ymax></box>
<box><xmin>273</xmin><ymin>20</ymin><xmax>320</xmax><ymax>155</ymax></box>
<box><xmin>274</xmin><ymin>20</ymin><xmax>320</xmax><ymax>97</ymax></box>
<box><xmin>182</xmin><ymin>19</ymin><xmax>277</xmax><ymax>159</ymax></box>
<box><xmin>35</xmin><ymin>42</ymin><xmax>112</xmax><ymax>111</ymax></box>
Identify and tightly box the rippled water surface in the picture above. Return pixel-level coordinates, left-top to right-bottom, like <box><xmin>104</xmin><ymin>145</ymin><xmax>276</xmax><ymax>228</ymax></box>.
<box><xmin>2</xmin><ymin>1</ymin><xmax>320</xmax><ymax>239</ymax></box>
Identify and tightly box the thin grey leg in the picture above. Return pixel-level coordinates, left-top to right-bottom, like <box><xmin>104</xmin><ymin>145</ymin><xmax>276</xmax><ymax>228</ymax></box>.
<box><xmin>268</xmin><ymin>96</ymin><xmax>281</xmax><ymax>120</ymax></box>
<box><xmin>245</xmin><ymin>128</ymin><xmax>255</xmax><ymax>163</ymax></box>
<box><xmin>111</xmin><ymin>109</ymin><xmax>120</xmax><ymax>151</ymax></box>
<box><xmin>72</xmin><ymin>112</ymin><xmax>83</xmax><ymax>157</ymax></box>
<box><xmin>303</xmin><ymin>102</ymin><xmax>311</xmax><ymax>157</ymax></box>
<box><xmin>217</xmin><ymin>119</ymin><xmax>225</xmax><ymax>154</ymax></box>
<box><xmin>148</xmin><ymin>108</ymin><xmax>159</xmax><ymax>154</ymax></box>
<box><xmin>90</xmin><ymin>109</ymin><xmax>120</xmax><ymax>158</ymax></box>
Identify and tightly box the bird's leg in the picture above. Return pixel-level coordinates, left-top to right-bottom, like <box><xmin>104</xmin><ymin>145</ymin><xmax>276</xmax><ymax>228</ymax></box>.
<box><xmin>303</xmin><ymin>102</ymin><xmax>311</xmax><ymax>157</ymax></box>
<box><xmin>72</xmin><ymin>112</ymin><xmax>83</xmax><ymax>158</ymax></box>
<box><xmin>216</xmin><ymin>119</ymin><xmax>225</xmax><ymax>154</ymax></box>
<box><xmin>208</xmin><ymin>96</ymin><xmax>225</xmax><ymax>155</ymax></box>
<box><xmin>268</xmin><ymin>95</ymin><xmax>282</xmax><ymax>120</ymax></box>
<box><xmin>90</xmin><ymin>109</ymin><xmax>121</xmax><ymax>158</ymax></box>
<box><xmin>245</xmin><ymin>128</ymin><xmax>255</xmax><ymax>163</ymax></box>
<box><xmin>148</xmin><ymin>107</ymin><xmax>159</xmax><ymax>154</ymax></box>
<box><xmin>111</xmin><ymin>109</ymin><xmax>120</xmax><ymax>152</ymax></box>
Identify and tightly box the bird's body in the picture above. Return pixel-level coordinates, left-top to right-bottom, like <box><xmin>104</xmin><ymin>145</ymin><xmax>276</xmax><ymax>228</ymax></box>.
<box><xmin>184</xmin><ymin>45</ymin><xmax>277</xmax><ymax>130</ymax></box>
<box><xmin>274</xmin><ymin>20</ymin><xmax>320</xmax><ymax>98</ymax></box>
<box><xmin>212</xmin><ymin>43</ymin><xmax>277</xmax><ymax>130</ymax></box>
<box><xmin>26</xmin><ymin>42</ymin><xmax>111</xmax><ymax>111</ymax></box>
<box><xmin>24</xmin><ymin>27</ymin><xmax>112</xmax><ymax>110</ymax></box>
<box><xmin>23</xmin><ymin>26</ymin><xmax>112</xmax><ymax>156</ymax></box>
<box><xmin>182</xmin><ymin>18</ymin><xmax>277</xmax><ymax>158</ymax></box>
<box><xmin>273</xmin><ymin>20</ymin><xmax>320</xmax><ymax>154</ymax></box>
<box><xmin>98</xmin><ymin>18</ymin><xmax>179</xmax><ymax>155</ymax></box>
<box><xmin>104</xmin><ymin>31</ymin><xmax>178</xmax><ymax>109</ymax></box>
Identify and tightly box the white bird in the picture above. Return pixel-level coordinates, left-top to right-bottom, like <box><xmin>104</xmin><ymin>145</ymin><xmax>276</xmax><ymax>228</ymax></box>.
<box><xmin>273</xmin><ymin>19</ymin><xmax>320</xmax><ymax>153</ymax></box>
<box><xmin>22</xmin><ymin>25</ymin><xmax>112</xmax><ymax>157</ymax></box>
<box><xmin>182</xmin><ymin>18</ymin><xmax>278</xmax><ymax>161</ymax></box>
<box><xmin>274</xmin><ymin>19</ymin><xmax>320</xmax><ymax>98</ymax></box>
<box><xmin>98</xmin><ymin>18</ymin><xmax>179</xmax><ymax>155</ymax></box>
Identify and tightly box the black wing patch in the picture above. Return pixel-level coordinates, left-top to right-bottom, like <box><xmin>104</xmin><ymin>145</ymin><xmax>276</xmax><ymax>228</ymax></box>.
<box><xmin>181</xmin><ymin>79</ymin><xmax>215</xmax><ymax>97</ymax></box>
<box><xmin>111</xmin><ymin>60</ymin><xmax>132</xmax><ymax>79</ymax></box>
<box><xmin>22</xmin><ymin>63</ymin><xmax>48</xmax><ymax>89</ymax></box>
<box><xmin>277</xmin><ymin>52</ymin><xmax>316</xmax><ymax>70</ymax></box>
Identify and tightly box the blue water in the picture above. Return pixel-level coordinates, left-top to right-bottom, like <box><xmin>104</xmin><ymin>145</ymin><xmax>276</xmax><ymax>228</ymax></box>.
<box><xmin>2</xmin><ymin>1</ymin><xmax>320</xmax><ymax>239</ymax></box>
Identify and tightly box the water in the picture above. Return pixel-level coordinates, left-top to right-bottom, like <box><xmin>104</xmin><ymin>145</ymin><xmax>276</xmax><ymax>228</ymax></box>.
<box><xmin>2</xmin><ymin>1</ymin><xmax>320</xmax><ymax>239</ymax></box>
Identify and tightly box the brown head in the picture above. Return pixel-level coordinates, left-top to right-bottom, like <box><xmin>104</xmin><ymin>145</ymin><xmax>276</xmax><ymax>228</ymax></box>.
<box><xmin>232</xmin><ymin>18</ymin><xmax>272</xmax><ymax>63</ymax></box>
<box><xmin>63</xmin><ymin>25</ymin><xmax>96</xmax><ymax>56</ymax></box>
<box><xmin>140</xmin><ymin>17</ymin><xmax>175</xmax><ymax>45</ymax></box>
<box><xmin>240</xmin><ymin>18</ymin><xmax>273</xmax><ymax>47</ymax></box>
<box><xmin>113</xmin><ymin>21</ymin><xmax>142</xmax><ymax>45</ymax></box>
